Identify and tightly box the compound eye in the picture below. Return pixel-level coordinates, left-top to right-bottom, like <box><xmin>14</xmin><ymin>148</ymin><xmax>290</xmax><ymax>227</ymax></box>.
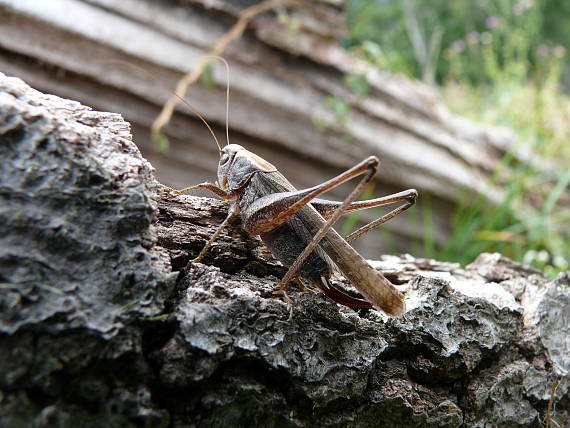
<box><xmin>219</xmin><ymin>152</ymin><xmax>230</xmax><ymax>165</ymax></box>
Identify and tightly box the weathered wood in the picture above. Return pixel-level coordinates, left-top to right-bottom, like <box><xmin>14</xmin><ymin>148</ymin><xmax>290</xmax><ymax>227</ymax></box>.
<box><xmin>1</xmin><ymin>71</ymin><xmax>569</xmax><ymax>428</ymax></box>
<box><xmin>0</xmin><ymin>0</ymin><xmax>528</xmax><ymax>256</ymax></box>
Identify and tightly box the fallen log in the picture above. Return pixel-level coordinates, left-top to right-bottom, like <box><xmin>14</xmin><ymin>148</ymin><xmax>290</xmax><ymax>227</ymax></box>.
<box><xmin>1</xmin><ymin>72</ymin><xmax>568</xmax><ymax>427</ymax></box>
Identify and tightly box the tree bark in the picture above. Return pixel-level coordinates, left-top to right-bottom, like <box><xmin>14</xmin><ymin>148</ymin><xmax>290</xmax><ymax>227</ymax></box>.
<box><xmin>1</xmin><ymin>73</ymin><xmax>569</xmax><ymax>427</ymax></box>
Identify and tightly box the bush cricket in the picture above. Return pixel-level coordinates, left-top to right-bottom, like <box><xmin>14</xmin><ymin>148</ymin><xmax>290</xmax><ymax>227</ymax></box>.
<box><xmin>158</xmin><ymin>58</ymin><xmax>418</xmax><ymax>317</ymax></box>
<box><xmin>170</xmin><ymin>144</ymin><xmax>417</xmax><ymax>316</ymax></box>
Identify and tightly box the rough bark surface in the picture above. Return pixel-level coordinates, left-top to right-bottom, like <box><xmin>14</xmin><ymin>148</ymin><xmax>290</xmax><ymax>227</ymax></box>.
<box><xmin>1</xmin><ymin>75</ymin><xmax>569</xmax><ymax>427</ymax></box>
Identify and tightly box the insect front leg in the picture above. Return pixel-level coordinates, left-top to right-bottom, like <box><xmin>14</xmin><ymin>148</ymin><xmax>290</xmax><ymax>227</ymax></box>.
<box><xmin>161</xmin><ymin>182</ymin><xmax>237</xmax><ymax>270</ymax></box>
<box><xmin>183</xmin><ymin>203</ymin><xmax>240</xmax><ymax>271</ymax></box>
<box><xmin>161</xmin><ymin>182</ymin><xmax>231</xmax><ymax>200</ymax></box>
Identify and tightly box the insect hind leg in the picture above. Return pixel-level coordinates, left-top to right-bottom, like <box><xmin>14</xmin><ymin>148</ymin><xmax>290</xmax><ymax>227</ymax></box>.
<box><xmin>277</xmin><ymin>157</ymin><xmax>378</xmax><ymax>291</ymax></box>
<box><xmin>346</xmin><ymin>188</ymin><xmax>418</xmax><ymax>242</ymax></box>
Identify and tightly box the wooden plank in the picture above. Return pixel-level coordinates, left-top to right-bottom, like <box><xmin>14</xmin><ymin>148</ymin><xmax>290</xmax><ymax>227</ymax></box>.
<box><xmin>0</xmin><ymin>0</ymin><xmax>526</xmax><ymax>256</ymax></box>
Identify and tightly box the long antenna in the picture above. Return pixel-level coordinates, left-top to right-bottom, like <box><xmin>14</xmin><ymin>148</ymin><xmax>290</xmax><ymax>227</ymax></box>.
<box><xmin>96</xmin><ymin>59</ymin><xmax>222</xmax><ymax>151</ymax></box>
<box><xmin>206</xmin><ymin>56</ymin><xmax>231</xmax><ymax>147</ymax></box>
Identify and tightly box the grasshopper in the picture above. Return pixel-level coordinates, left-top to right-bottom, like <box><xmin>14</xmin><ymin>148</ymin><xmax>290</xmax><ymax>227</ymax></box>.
<box><xmin>161</xmin><ymin>57</ymin><xmax>417</xmax><ymax>317</ymax></box>
<box><xmin>168</xmin><ymin>143</ymin><xmax>417</xmax><ymax>316</ymax></box>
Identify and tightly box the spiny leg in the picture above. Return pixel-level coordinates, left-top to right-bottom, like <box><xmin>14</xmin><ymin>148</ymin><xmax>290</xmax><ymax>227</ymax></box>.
<box><xmin>273</xmin><ymin>274</ymin><xmax>309</xmax><ymax>321</ymax></box>
<box><xmin>162</xmin><ymin>182</ymin><xmax>237</xmax><ymax>271</ymax></box>
<box><xmin>272</xmin><ymin>279</ymin><xmax>296</xmax><ymax>321</ymax></box>
<box><xmin>161</xmin><ymin>182</ymin><xmax>231</xmax><ymax>199</ymax></box>
<box><xmin>277</xmin><ymin>157</ymin><xmax>378</xmax><ymax>290</ymax></box>
<box><xmin>310</xmin><ymin>189</ymin><xmax>417</xmax><ymax>242</ymax></box>
<box><xmin>346</xmin><ymin>189</ymin><xmax>417</xmax><ymax>242</ymax></box>
<box><xmin>182</xmin><ymin>204</ymin><xmax>239</xmax><ymax>272</ymax></box>
<box><xmin>272</xmin><ymin>274</ymin><xmax>315</xmax><ymax>295</ymax></box>
<box><xmin>312</xmin><ymin>189</ymin><xmax>418</xmax><ymax>220</ymax></box>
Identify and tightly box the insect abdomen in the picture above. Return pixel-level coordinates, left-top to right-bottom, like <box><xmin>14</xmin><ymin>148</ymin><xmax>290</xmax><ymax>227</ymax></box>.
<box><xmin>259</xmin><ymin>210</ymin><xmax>333</xmax><ymax>280</ymax></box>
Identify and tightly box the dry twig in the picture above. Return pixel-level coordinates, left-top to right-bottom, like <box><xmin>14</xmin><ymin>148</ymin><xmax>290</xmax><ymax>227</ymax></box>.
<box><xmin>545</xmin><ymin>379</ymin><xmax>562</xmax><ymax>428</ymax></box>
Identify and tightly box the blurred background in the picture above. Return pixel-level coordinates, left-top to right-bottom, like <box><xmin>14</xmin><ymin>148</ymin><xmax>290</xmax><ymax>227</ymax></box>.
<box><xmin>1</xmin><ymin>0</ymin><xmax>568</xmax><ymax>275</ymax></box>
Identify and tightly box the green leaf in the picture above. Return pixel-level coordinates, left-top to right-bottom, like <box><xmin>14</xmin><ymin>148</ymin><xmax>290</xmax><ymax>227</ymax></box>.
<box><xmin>200</xmin><ymin>62</ymin><xmax>216</xmax><ymax>89</ymax></box>
<box><xmin>311</xmin><ymin>116</ymin><xmax>329</xmax><ymax>133</ymax></box>
<box><xmin>152</xmin><ymin>131</ymin><xmax>170</xmax><ymax>153</ymax></box>
<box><xmin>345</xmin><ymin>73</ymin><xmax>371</xmax><ymax>98</ymax></box>
<box><xmin>325</xmin><ymin>96</ymin><xmax>351</xmax><ymax>123</ymax></box>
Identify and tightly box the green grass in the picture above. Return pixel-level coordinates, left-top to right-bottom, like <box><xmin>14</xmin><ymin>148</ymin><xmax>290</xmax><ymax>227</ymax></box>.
<box><xmin>437</xmin><ymin>79</ymin><xmax>570</xmax><ymax>276</ymax></box>
<box><xmin>343</xmin><ymin>0</ymin><xmax>570</xmax><ymax>275</ymax></box>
